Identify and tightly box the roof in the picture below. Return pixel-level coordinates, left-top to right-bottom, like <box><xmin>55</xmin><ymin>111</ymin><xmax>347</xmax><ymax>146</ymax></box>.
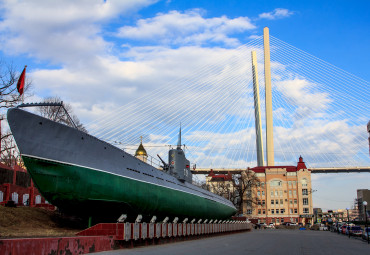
<box><xmin>135</xmin><ymin>142</ymin><xmax>147</xmax><ymax>156</ymax></box>
<box><xmin>208</xmin><ymin>169</ymin><xmax>233</xmax><ymax>181</ymax></box>
<box><xmin>250</xmin><ymin>156</ymin><xmax>310</xmax><ymax>173</ymax></box>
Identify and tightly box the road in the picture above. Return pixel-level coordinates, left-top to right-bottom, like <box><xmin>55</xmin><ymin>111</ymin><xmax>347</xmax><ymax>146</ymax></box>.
<box><xmin>94</xmin><ymin>229</ymin><xmax>369</xmax><ymax>255</ymax></box>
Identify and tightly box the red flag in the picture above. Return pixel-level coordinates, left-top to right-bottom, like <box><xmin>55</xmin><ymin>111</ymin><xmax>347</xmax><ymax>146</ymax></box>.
<box><xmin>17</xmin><ymin>65</ymin><xmax>27</xmax><ymax>95</ymax></box>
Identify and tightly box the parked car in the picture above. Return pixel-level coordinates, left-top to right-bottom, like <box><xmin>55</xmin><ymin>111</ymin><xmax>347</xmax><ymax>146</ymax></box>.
<box><xmin>340</xmin><ymin>225</ymin><xmax>348</xmax><ymax>234</ymax></box>
<box><xmin>346</xmin><ymin>226</ymin><xmax>362</xmax><ymax>236</ymax></box>
<box><xmin>319</xmin><ymin>224</ymin><xmax>328</xmax><ymax>231</ymax></box>
<box><xmin>335</xmin><ymin>223</ymin><xmax>344</xmax><ymax>232</ymax></box>
<box><xmin>362</xmin><ymin>227</ymin><xmax>370</xmax><ymax>240</ymax></box>
<box><xmin>267</xmin><ymin>223</ymin><xmax>275</xmax><ymax>229</ymax></box>
<box><xmin>259</xmin><ymin>223</ymin><xmax>267</xmax><ymax>229</ymax></box>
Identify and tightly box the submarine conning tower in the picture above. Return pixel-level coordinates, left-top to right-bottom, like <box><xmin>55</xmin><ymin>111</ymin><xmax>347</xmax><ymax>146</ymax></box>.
<box><xmin>168</xmin><ymin>127</ymin><xmax>192</xmax><ymax>182</ymax></box>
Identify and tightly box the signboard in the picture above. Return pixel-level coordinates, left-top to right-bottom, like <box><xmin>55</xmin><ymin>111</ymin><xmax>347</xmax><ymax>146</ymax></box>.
<box><xmin>300</xmin><ymin>214</ymin><xmax>314</xmax><ymax>218</ymax></box>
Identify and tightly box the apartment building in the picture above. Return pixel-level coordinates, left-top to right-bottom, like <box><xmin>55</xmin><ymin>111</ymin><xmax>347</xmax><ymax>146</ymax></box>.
<box><xmin>247</xmin><ymin>156</ymin><xmax>313</xmax><ymax>225</ymax></box>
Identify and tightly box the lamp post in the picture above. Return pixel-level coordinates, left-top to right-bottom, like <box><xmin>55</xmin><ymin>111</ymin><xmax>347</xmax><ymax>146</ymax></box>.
<box><xmin>346</xmin><ymin>207</ymin><xmax>350</xmax><ymax>238</ymax></box>
<box><xmin>364</xmin><ymin>201</ymin><xmax>368</xmax><ymax>244</ymax></box>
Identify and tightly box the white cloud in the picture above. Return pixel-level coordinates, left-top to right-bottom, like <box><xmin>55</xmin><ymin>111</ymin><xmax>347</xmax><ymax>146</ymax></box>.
<box><xmin>258</xmin><ymin>8</ymin><xmax>294</xmax><ymax>20</ymax></box>
<box><xmin>0</xmin><ymin>0</ymin><xmax>157</xmax><ymax>64</ymax></box>
<box><xmin>116</xmin><ymin>9</ymin><xmax>256</xmax><ymax>46</ymax></box>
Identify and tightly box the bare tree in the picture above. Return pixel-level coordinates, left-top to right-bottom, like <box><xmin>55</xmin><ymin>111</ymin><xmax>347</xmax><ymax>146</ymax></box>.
<box><xmin>0</xmin><ymin>129</ymin><xmax>20</xmax><ymax>167</ymax></box>
<box><xmin>232</xmin><ymin>170</ymin><xmax>260</xmax><ymax>216</ymax></box>
<box><xmin>0</xmin><ymin>61</ymin><xmax>32</xmax><ymax>109</ymax></box>
<box><xmin>1</xmin><ymin>61</ymin><xmax>32</xmax><ymax>167</ymax></box>
<box><xmin>36</xmin><ymin>96</ymin><xmax>87</xmax><ymax>132</ymax></box>
<box><xmin>207</xmin><ymin>170</ymin><xmax>260</xmax><ymax>216</ymax></box>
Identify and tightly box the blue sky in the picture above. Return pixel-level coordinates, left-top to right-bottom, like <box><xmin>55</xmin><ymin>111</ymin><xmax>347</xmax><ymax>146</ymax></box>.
<box><xmin>0</xmin><ymin>0</ymin><xmax>369</xmax><ymax>211</ymax></box>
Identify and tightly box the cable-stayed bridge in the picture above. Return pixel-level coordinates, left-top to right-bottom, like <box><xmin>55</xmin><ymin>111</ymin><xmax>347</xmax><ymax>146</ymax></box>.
<box><xmin>85</xmin><ymin>30</ymin><xmax>369</xmax><ymax>172</ymax></box>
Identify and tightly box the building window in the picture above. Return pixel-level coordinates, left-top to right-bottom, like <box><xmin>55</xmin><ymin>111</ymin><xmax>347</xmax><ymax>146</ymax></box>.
<box><xmin>276</xmin><ymin>199</ymin><xmax>279</xmax><ymax>204</ymax></box>
<box><xmin>275</xmin><ymin>190</ymin><xmax>278</xmax><ymax>196</ymax></box>
<box><xmin>22</xmin><ymin>194</ymin><xmax>29</xmax><ymax>206</ymax></box>
<box><xmin>258</xmin><ymin>200</ymin><xmax>261</xmax><ymax>205</ymax></box>
<box><xmin>279</xmin><ymin>190</ymin><xmax>283</xmax><ymax>196</ymax></box>
<box><xmin>290</xmin><ymin>209</ymin><xmax>293</xmax><ymax>214</ymax></box>
<box><xmin>0</xmin><ymin>191</ymin><xmax>3</xmax><ymax>202</ymax></box>
<box><xmin>281</xmin><ymin>218</ymin><xmax>284</xmax><ymax>223</ymax></box>
<box><xmin>302</xmin><ymin>178</ymin><xmax>308</xmax><ymax>187</ymax></box>
<box><xmin>294</xmin><ymin>199</ymin><xmax>297</xmax><ymax>204</ymax></box>
<box><xmin>280</xmin><ymin>209</ymin><xmax>285</xmax><ymax>214</ymax></box>
<box><xmin>270</xmin><ymin>180</ymin><xmax>283</xmax><ymax>186</ymax></box>
<box><xmin>277</xmin><ymin>218</ymin><xmax>280</xmax><ymax>223</ymax></box>
<box><xmin>263</xmin><ymin>210</ymin><xmax>266</xmax><ymax>214</ymax></box>
<box><xmin>288</xmin><ymin>181</ymin><xmax>292</xmax><ymax>186</ymax></box>
<box><xmin>11</xmin><ymin>192</ymin><xmax>18</xmax><ymax>204</ymax></box>
<box><xmin>293</xmin><ymin>190</ymin><xmax>297</xmax><ymax>196</ymax></box>
<box><xmin>271</xmin><ymin>191</ymin><xmax>274</xmax><ymax>197</ymax></box>
<box><xmin>289</xmin><ymin>190</ymin><xmax>292</xmax><ymax>196</ymax></box>
<box><xmin>262</xmin><ymin>191</ymin><xmax>265</xmax><ymax>196</ymax></box>
<box><xmin>257</xmin><ymin>191</ymin><xmax>260</xmax><ymax>196</ymax></box>
<box><xmin>290</xmin><ymin>200</ymin><xmax>293</xmax><ymax>204</ymax></box>
<box><xmin>262</xmin><ymin>200</ymin><xmax>265</xmax><ymax>205</ymax></box>
<box><xmin>293</xmin><ymin>181</ymin><xmax>296</xmax><ymax>186</ymax></box>
<box><xmin>302</xmin><ymin>189</ymin><xmax>308</xmax><ymax>195</ymax></box>
<box><xmin>294</xmin><ymin>209</ymin><xmax>298</xmax><ymax>214</ymax></box>
<box><xmin>303</xmin><ymin>208</ymin><xmax>309</xmax><ymax>214</ymax></box>
<box><xmin>35</xmin><ymin>195</ymin><xmax>41</xmax><ymax>204</ymax></box>
<box><xmin>261</xmin><ymin>182</ymin><xmax>265</xmax><ymax>188</ymax></box>
<box><xmin>303</xmin><ymin>198</ymin><xmax>309</xmax><ymax>205</ymax></box>
<box><xmin>247</xmin><ymin>209</ymin><xmax>252</xmax><ymax>214</ymax></box>
<box><xmin>276</xmin><ymin>210</ymin><xmax>279</xmax><ymax>214</ymax></box>
<box><xmin>271</xmin><ymin>209</ymin><xmax>274</xmax><ymax>214</ymax></box>
<box><xmin>258</xmin><ymin>210</ymin><xmax>261</xmax><ymax>214</ymax></box>
<box><xmin>271</xmin><ymin>200</ymin><xmax>274</xmax><ymax>205</ymax></box>
<box><xmin>280</xmin><ymin>199</ymin><xmax>283</xmax><ymax>204</ymax></box>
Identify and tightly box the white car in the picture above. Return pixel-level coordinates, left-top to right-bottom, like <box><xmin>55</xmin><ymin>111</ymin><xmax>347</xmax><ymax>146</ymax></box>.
<box><xmin>267</xmin><ymin>223</ymin><xmax>275</xmax><ymax>229</ymax></box>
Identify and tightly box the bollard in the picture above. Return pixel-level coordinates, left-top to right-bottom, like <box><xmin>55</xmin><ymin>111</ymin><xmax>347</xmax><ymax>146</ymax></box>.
<box><xmin>124</xmin><ymin>222</ymin><xmax>132</xmax><ymax>241</ymax></box>
<box><xmin>173</xmin><ymin>223</ymin><xmax>178</xmax><ymax>237</ymax></box>
<box><xmin>155</xmin><ymin>223</ymin><xmax>161</xmax><ymax>238</ymax></box>
<box><xmin>161</xmin><ymin>223</ymin><xmax>167</xmax><ymax>238</ymax></box>
<box><xmin>168</xmin><ymin>223</ymin><xmax>173</xmax><ymax>237</ymax></box>
<box><xmin>149</xmin><ymin>223</ymin><xmax>155</xmax><ymax>239</ymax></box>
<box><xmin>141</xmin><ymin>223</ymin><xmax>147</xmax><ymax>239</ymax></box>
<box><xmin>133</xmin><ymin>223</ymin><xmax>140</xmax><ymax>240</ymax></box>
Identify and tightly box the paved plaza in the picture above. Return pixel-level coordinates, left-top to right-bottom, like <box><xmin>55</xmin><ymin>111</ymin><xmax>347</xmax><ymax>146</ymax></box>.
<box><xmin>94</xmin><ymin>229</ymin><xmax>369</xmax><ymax>255</ymax></box>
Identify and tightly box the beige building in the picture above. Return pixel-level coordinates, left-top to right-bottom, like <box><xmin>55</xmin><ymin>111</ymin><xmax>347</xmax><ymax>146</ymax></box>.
<box><xmin>247</xmin><ymin>156</ymin><xmax>313</xmax><ymax>225</ymax></box>
<box><xmin>205</xmin><ymin>157</ymin><xmax>314</xmax><ymax>225</ymax></box>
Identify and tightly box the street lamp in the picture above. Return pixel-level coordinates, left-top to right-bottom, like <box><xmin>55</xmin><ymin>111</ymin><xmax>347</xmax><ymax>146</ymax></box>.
<box><xmin>346</xmin><ymin>207</ymin><xmax>350</xmax><ymax>238</ymax></box>
<box><xmin>364</xmin><ymin>201</ymin><xmax>368</xmax><ymax>244</ymax></box>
